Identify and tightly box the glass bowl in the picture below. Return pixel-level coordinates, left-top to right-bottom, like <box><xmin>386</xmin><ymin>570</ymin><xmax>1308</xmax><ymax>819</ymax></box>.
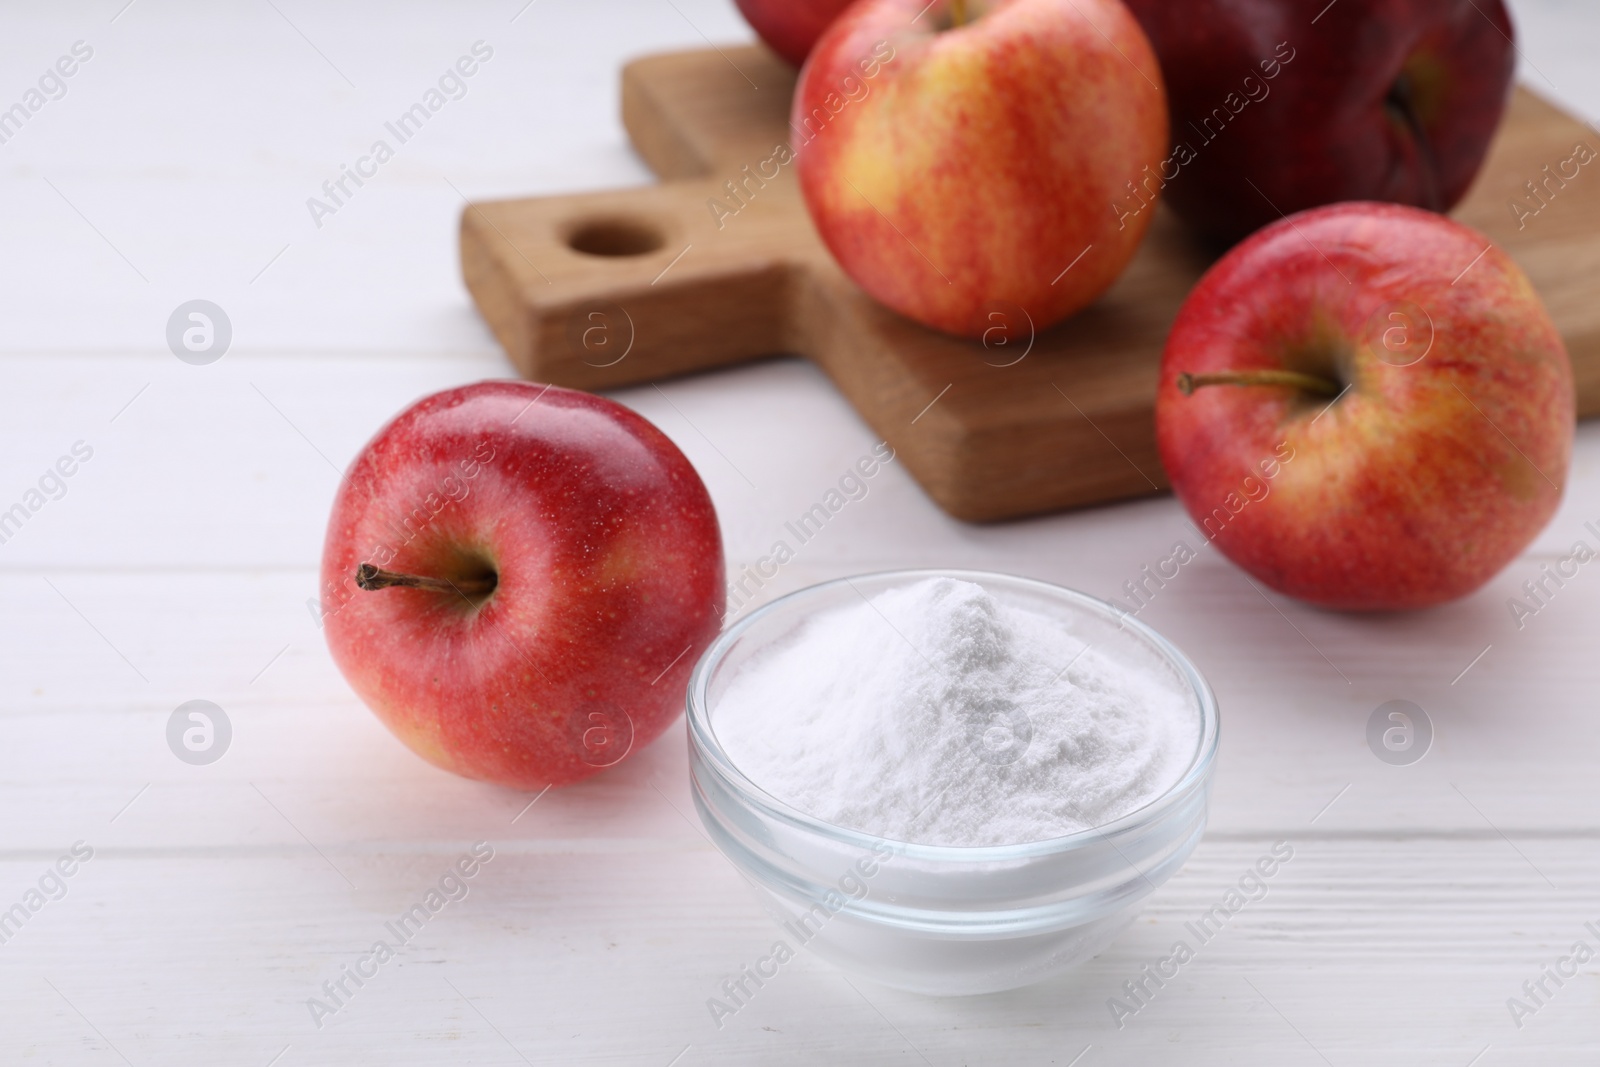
<box><xmin>685</xmin><ymin>569</ymin><xmax>1220</xmax><ymax>996</ymax></box>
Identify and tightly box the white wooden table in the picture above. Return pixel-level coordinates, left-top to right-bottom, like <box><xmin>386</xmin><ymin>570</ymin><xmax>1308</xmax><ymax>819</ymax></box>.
<box><xmin>3</xmin><ymin>1</ymin><xmax>1598</xmax><ymax>1063</ymax></box>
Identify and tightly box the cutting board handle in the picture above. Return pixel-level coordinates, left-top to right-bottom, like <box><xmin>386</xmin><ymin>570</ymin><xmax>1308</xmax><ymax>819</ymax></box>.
<box><xmin>461</xmin><ymin>181</ymin><xmax>800</xmax><ymax>390</ymax></box>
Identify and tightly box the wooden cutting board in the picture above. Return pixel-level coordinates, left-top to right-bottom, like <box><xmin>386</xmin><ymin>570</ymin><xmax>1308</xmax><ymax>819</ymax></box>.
<box><xmin>459</xmin><ymin>45</ymin><xmax>1600</xmax><ymax>522</ymax></box>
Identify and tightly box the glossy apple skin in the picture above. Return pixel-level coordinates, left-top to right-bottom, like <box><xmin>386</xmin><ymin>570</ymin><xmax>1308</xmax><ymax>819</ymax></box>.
<box><xmin>1156</xmin><ymin>202</ymin><xmax>1572</xmax><ymax>611</ymax></box>
<box><xmin>794</xmin><ymin>0</ymin><xmax>1167</xmax><ymax>338</ymax></box>
<box><xmin>735</xmin><ymin>0</ymin><xmax>856</xmax><ymax>66</ymax></box>
<box><xmin>1123</xmin><ymin>0</ymin><xmax>1514</xmax><ymax>244</ymax></box>
<box><xmin>320</xmin><ymin>382</ymin><xmax>725</xmax><ymax>789</ymax></box>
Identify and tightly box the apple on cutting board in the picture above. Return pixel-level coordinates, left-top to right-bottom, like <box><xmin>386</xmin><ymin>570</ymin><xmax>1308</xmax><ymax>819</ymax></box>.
<box><xmin>1156</xmin><ymin>202</ymin><xmax>1573</xmax><ymax>611</ymax></box>
<box><xmin>793</xmin><ymin>0</ymin><xmax>1168</xmax><ymax>339</ymax></box>
<box><xmin>734</xmin><ymin>0</ymin><xmax>856</xmax><ymax>66</ymax></box>
<box><xmin>1123</xmin><ymin>0</ymin><xmax>1516</xmax><ymax>244</ymax></box>
<box><xmin>320</xmin><ymin>382</ymin><xmax>725</xmax><ymax>789</ymax></box>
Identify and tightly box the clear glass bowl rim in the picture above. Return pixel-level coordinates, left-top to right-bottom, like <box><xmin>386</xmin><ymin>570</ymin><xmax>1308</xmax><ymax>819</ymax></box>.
<box><xmin>685</xmin><ymin>567</ymin><xmax>1221</xmax><ymax>864</ymax></box>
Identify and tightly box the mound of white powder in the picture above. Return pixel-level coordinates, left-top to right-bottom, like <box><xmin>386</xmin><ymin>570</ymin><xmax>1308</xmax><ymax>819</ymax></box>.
<box><xmin>715</xmin><ymin>578</ymin><xmax>1200</xmax><ymax>847</ymax></box>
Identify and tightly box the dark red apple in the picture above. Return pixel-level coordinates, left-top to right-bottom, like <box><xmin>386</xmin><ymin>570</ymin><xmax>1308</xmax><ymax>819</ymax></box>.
<box><xmin>319</xmin><ymin>381</ymin><xmax>725</xmax><ymax>789</ymax></box>
<box><xmin>1156</xmin><ymin>202</ymin><xmax>1572</xmax><ymax>611</ymax></box>
<box><xmin>1122</xmin><ymin>0</ymin><xmax>1515</xmax><ymax>244</ymax></box>
<box><xmin>735</xmin><ymin>0</ymin><xmax>856</xmax><ymax>67</ymax></box>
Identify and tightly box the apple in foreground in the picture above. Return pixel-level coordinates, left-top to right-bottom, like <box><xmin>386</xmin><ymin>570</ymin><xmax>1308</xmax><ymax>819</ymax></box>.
<box><xmin>320</xmin><ymin>381</ymin><xmax>725</xmax><ymax>789</ymax></box>
<box><xmin>1122</xmin><ymin>0</ymin><xmax>1515</xmax><ymax>244</ymax></box>
<box><xmin>735</xmin><ymin>0</ymin><xmax>855</xmax><ymax>67</ymax></box>
<box><xmin>1156</xmin><ymin>202</ymin><xmax>1572</xmax><ymax>611</ymax></box>
<box><xmin>794</xmin><ymin>0</ymin><xmax>1167</xmax><ymax>338</ymax></box>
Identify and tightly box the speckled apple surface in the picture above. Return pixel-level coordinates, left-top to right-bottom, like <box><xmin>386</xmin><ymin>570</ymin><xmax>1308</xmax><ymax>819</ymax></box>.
<box><xmin>1156</xmin><ymin>202</ymin><xmax>1573</xmax><ymax>611</ymax></box>
<box><xmin>792</xmin><ymin>0</ymin><xmax>1168</xmax><ymax>338</ymax></box>
<box><xmin>320</xmin><ymin>381</ymin><xmax>726</xmax><ymax>789</ymax></box>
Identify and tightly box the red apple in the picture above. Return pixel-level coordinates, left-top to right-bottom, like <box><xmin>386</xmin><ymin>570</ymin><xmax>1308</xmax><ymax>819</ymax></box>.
<box><xmin>319</xmin><ymin>381</ymin><xmax>725</xmax><ymax>789</ymax></box>
<box><xmin>1156</xmin><ymin>202</ymin><xmax>1572</xmax><ymax>611</ymax></box>
<box><xmin>793</xmin><ymin>0</ymin><xmax>1167</xmax><ymax>338</ymax></box>
<box><xmin>1122</xmin><ymin>0</ymin><xmax>1515</xmax><ymax>244</ymax></box>
<box><xmin>735</xmin><ymin>0</ymin><xmax>856</xmax><ymax>67</ymax></box>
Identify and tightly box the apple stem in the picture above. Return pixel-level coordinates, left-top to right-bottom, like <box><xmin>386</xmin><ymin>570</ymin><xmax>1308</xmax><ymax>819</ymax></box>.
<box><xmin>1176</xmin><ymin>370</ymin><xmax>1343</xmax><ymax>398</ymax></box>
<box><xmin>1387</xmin><ymin>72</ymin><xmax>1442</xmax><ymax>212</ymax></box>
<box><xmin>355</xmin><ymin>562</ymin><xmax>497</xmax><ymax>597</ymax></box>
<box><xmin>950</xmin><ymin>0</ymin><xmax>967</xmax><ymax>26</ymax></box>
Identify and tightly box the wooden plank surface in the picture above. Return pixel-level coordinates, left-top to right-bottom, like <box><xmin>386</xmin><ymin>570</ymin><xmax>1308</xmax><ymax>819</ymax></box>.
<box><xmin>2</xmin><ymin>0</ymin><xmax>1600</xmax><ymax>1063</ymax></box>
<box><xmin>462</xmin><ymin>44</ymin><xmax>1600</xmax><ymax>522</ymax></box>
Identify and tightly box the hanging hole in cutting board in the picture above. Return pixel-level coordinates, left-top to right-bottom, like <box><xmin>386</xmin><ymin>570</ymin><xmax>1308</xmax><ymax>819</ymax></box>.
<box><xmin>565</xmin><ymin>217</ymin><xmax>665</xmax><ymax>257</ymax></box>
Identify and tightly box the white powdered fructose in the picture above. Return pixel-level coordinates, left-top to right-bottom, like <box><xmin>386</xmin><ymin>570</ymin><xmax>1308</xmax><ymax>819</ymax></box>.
<box><xmin>716</xmin><ymin>578</ymin><xmax>1199</xmax><ymax>847</ymax></box>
